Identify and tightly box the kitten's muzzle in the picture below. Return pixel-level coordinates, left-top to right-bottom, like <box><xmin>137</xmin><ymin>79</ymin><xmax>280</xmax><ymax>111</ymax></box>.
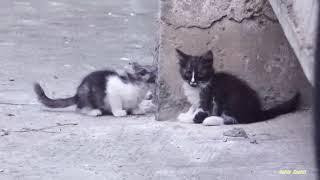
<box><xmin>189</xmin><ymin>82</ymin><xmax>198</xmax><ymax>87</ymax></box>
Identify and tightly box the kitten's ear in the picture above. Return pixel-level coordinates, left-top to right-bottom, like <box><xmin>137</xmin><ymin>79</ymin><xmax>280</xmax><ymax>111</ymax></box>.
<box><xmin>131</xmin><ymin>62</ymin><xmax>142</xmax><ymax>71</ymax></box>
<box><xmin>176</xmin><ymin>49</ymin><xmax>189</xmax><ymax>66</ymax></box>
<box><xmin>131</xmin><ymin>62</ymin><xmax>147</xmax><ymax>75</ymax></box>
<box><xmin>202</xmin><ymin>50</ymin><xmax>213</xmax><ymax>65</ymax></box>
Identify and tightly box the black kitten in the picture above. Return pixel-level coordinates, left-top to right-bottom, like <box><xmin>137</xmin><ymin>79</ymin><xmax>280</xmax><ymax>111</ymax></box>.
<box><xmin>176</xmin><ymin>49</ymin><xmax>300</xmax><ymax>126</ymax></box>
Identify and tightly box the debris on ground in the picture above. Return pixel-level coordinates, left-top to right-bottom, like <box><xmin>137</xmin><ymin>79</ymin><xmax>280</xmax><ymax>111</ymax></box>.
<box><xmin>7</xmin><ymin>113</ymin><xmax>15</xmax><ymax>117</ymax></box>
<box><xmin>1</xmin><ymin>129</ymin><xmax>9</xmax><ymax>136</ymax></box>
<box><xmin>223</xmin><ymin>137</ymin><xmax>228</xmax><ymax>142</ymax></box>
<box><xmin>250</xmin><ymin>139</ymin><xmax>258</xmax><ymax>144</ymax></box>
<box><xmin>223</xmin><ymin>128</ymin><xmax>248</xmax><ymax>138</ymax></box>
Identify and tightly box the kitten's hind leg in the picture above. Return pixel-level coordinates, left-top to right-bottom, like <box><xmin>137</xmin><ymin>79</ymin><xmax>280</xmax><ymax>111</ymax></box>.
<box><xmin>108</xmin><ymin>94</ymin><xmax>127</xmax><ymax>117</ymax></box>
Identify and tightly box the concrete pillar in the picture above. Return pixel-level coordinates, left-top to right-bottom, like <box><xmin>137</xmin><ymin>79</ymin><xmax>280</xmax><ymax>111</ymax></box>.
<box><xmin>156</xmin><ymin>0</ymin><xmax>312</xmax><ymax>121</ymax></box>
<box><xmin>268</xmin><ymin>0</ymin><xmax>318</xmax><ymax>85</ymax></box>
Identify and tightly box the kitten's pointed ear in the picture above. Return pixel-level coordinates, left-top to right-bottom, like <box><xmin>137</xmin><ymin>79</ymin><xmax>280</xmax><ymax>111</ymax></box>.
<box><xmin>202</xmin><ymin>50</ymin><xmax>213</xmax><ymax>65</ymax></box>
<box><xmin>131</xmin><ymin>62</ymin><xmax>144</xmax><ymax>72</ymax></box>
<box><xmin>176</xmin><ymin>49</ymin><xmax>189</xmax><ymax>66</ymax></box>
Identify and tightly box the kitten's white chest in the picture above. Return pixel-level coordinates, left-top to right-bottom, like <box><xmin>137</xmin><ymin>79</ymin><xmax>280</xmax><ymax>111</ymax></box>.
<box><xmin>183</xmin><ymin>82</ymin><xmax>200</xmax><ymax>106</ymax></box>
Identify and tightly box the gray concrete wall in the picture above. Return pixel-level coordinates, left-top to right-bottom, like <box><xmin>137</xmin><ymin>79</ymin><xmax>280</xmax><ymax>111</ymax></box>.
<box><xmin>157</xmin><ymin>0</ymin><xmax>312</xmax><ymax>121</ymax></box>
<box><xmin>269</xmin><ymin>0</ymin><xmax>318</xmax><ymax>85</ymax></box>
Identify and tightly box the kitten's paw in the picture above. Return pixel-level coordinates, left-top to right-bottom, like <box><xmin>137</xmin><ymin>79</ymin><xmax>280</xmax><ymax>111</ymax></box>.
<box><xmin>87</xmin><ymin>109</ymin><xmax>103</xmax><ymax>117</ymax></box>
<box><xmin>202</xmin><ymin>116</ymin><xmax>224</xmax><ymax>126</ymax></box>
<box><xmin>193</xmin><ymin>111</ymin><xmax>209</xmax><ymax>124</ymax></box>
<box><xmin>113</xmin><ymin>110</ymin><xmax>127</xmax><ymax>117</ymax></box>
<box><xmin>178</xmin><ymin>113</ymin><xmax>193</xmax><ymax>123</ymax></box>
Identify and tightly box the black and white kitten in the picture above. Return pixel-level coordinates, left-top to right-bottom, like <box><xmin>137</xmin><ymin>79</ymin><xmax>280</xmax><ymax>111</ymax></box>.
<box><xmin>176</xmin><ymin>49</ymin><xmax>300</xmax><ymax>126</ymax></box>
<box><xmin>34</xmin><ymin>62</ymin><xmax>156</xmax><ymax>117</ymax></box>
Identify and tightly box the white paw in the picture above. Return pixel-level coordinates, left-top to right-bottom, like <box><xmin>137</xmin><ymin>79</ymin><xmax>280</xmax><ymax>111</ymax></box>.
<box><xmin>87</xmin><ymin>109</ymin><xmax>102</xmax><ymax>117</ymax></box>
<box><xmin>202</xmin><ymin>116</ymin><xmax>224</xmax><ymax>126</ymax></box>
<box><xmin>177</xmin><ymin>113</ymin><xmax>193</xmax><ymax>123</ymax></box>
<box><xmin>113</xmin><ymin>110</ymin><xmax>127</xmax><ymax>117</ymax></box>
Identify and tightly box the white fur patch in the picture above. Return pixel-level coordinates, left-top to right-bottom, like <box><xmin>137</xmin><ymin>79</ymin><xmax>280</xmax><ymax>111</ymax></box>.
<box><xmin>202</xmin><ymin>116</ymin><xmax>224</xmax><ymax>126</ymax></box>
<box><xmin>77</xmin><ymin>108</ymin><xmax>102</xmax><ymax>117</ymax></box>
<box><xmin>87</xmin><ymin>109</ymin><xmax>103</xmax><ymax>117</ymax></box>
<box><xmin>191</xmin><ymin>71</ymin><xmax>195</xmax><ymax>83</ymax></box>
<box><xmin>113</xmin><ymin>110</ymin><xmax>127</xmax><ymax>117</ymax></box>
<box><xmin>178</xmin><ymin>113</ymin><xmax>193</xmax><ymax>123</ymax></box>
<box><xmin>183</xmin><ymin>82</ymin><xmax>200</xmax><ymax>106</ymax></box>
<box><xmin>106</xmin><ymin>76</ymin><xmax>148</xmax><ymax>116</ymax></box>
<box><xmin>177</xmin><ymin>106</ymin><xmax>205</xmax><ymax>124</ymax></box>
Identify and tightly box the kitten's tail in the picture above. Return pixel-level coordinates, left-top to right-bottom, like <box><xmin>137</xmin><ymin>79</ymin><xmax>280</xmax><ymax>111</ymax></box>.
<box><xmin>34</xmin><ymin>83</ymin><xmax>77</xmax><ymax>108</ymax></box>
<box><xmin>260</xmin><ymin>92</ymin><xmax>300</xmax><ymax>121</ymax></box>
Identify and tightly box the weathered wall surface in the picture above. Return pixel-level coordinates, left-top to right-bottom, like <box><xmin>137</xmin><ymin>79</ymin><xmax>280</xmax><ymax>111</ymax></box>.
<box><xmin>157</xmin><ymin>0</ymin><xmax>312</xmax><ymax>121</ymax></box>
<box><xmin>269</xmin><ymin>0</ymin><xmax>318</xmax><ymax>85</ymax></box>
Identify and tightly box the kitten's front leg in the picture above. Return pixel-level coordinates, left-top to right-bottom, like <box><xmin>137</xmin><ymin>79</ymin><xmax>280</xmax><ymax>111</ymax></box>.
<box><xmin>178</xmin><ymin>105</ymin><xmax>196</xmax><ymax>123</ymax></box>
<box><xmin>194</xmin><ymin>88</ymin><xmax>213</xmax><ymax>124</ymax></box>
<box><xmin>108</xmin><ymin>94</ymin><xmax>127</xmax><ymax>117</ymax></box>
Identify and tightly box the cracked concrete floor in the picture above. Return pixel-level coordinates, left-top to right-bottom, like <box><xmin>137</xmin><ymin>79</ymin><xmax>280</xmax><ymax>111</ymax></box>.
<box><xmin>0</xmin><ymin>106</ymin><xmax>316</xmax><ymax>180</ymax></box>
<box><xmin>0</xmin><ymin>0</ymin><xmax>317</xmax><ymax>180</ymax></box>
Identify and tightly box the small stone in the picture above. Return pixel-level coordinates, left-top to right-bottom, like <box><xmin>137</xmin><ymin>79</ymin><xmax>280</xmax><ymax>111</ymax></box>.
<box><xmin>223</xmin><ymin>137</ymin><xmax>228</xmax><ymax>142</ymax></box>
<box><xmin>54</xmin><ymin>76</ymin><xmax>58</xmax><ymax>79</ymax></box>
<box><xmin>9</xmin><ymin>79</ymin><xmax>15</xmax><ymax>82</ymax></box>
<box><xmin>1</xmin><ymin>129</ymin><xmax>9</xmax><ymax>136</ymax></box>
<box><xmin>250</xmin><ymin>139</ymin><xmax>258</xmax><ymax>144</ymax></box>
<box><xmin>223</xmin><ymin>128</ymin><xmax>248</xmax><ymax>138</ymax></box>
<box><xmin>7</xmin><ymin>113</ymin><xmax>15</xmax><ymax>117</ymax></box>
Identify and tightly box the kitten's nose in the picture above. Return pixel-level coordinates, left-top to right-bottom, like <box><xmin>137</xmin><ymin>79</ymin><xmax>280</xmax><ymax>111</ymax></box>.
<box><xmin>189</xmin><ymin>82</ymin><xmax>198</xmax><ymax>87</ymax></box>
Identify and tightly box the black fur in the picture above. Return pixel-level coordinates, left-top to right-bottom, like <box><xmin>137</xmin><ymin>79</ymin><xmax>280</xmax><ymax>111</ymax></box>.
<box><xmin>176</xmin><ymin>49</ymin><xmax>300</xmax><ymax>124</ymax></box>
<box><xmin>34</xmin><ymin>63</ymin><xmax>156</xmax><ymax>114</ymax></box>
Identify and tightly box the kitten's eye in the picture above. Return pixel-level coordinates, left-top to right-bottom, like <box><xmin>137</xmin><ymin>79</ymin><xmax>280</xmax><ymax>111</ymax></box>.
<box><xmin>198</xmin><ymin>73</ymin><xmax>207</xmax><ymax>80</ymax></box>
<box><xmin>185</xmin><ymin>71</ymin><xmax>192</xmax><ymax>77</ymax></box>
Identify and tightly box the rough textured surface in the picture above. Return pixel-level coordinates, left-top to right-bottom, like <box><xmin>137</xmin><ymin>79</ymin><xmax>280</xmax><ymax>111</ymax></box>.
<box><xmin>0</xmin><ymin>0</ymin><xmax>316</xmax><ymax>179</ymax></box>
<box><xmin>269</xmin><ymin>0</ymin><xmax>318</xmax><ymax>85</ymax></box>
<box><xmin>157</xmin><ymin>0</ymin><xmax>312</xmax><ymax>121</ymax></box>
<box><xmin>0</xmin><ymin>0</ymin><xmax>158</xmax><ymax>106</ymax></box>
<box><xmin>0</xmin><ymin>106</ymin><xmax>316</xmax><ymax>179</ymax></box>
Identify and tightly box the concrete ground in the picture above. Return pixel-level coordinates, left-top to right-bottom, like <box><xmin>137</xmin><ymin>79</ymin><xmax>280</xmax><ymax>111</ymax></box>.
<box><xmin>0</xmin><ymin>0</ymin><xmax>316</xmax><ymax>180</ymax></box>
